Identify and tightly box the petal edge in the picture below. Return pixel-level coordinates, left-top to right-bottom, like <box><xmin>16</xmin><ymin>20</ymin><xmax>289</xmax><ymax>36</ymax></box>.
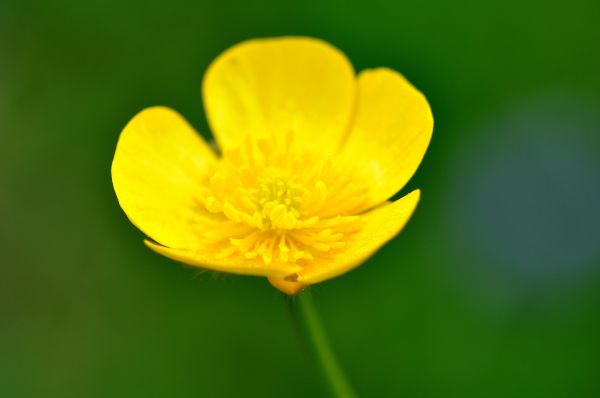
<box><xmin>297</xmin><ymin>190</ymin><xmax>421</xmax><ymax>284</ymax></box>
<box><xmin>202</xmin><ymin>37</ymin><xmax>356</xmax><ymax>154</ymax></box>
<box><xmin>340</xmin><ymin>68</ymin><xmax>433</xmax><ymax>210</ymax></box>
<box><xmin>146</xmin><ymin>240</ymin><xmax>302</xmax><ymax>278</ymax></box>
<box><xmin>111</xmin><ymin>106</ymin><xmax>217</xmax><ymax>249</ymax></box>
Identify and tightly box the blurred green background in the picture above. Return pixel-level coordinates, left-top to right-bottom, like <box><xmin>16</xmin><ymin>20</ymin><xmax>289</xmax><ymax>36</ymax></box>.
<box><xmin>2</xmin><ymin>0</ymin><xmax>600</xmax><ymax>397</ymax></box>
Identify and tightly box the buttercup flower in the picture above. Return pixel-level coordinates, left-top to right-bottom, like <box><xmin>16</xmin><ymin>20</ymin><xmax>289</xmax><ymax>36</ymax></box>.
<box><xmin>112</xmin><ymin>37</ymin><xmax>433</xmax><ymax>295</ymax></box>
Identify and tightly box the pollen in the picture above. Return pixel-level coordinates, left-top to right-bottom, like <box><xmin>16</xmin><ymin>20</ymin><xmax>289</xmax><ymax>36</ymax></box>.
<box><xmin>194</xmin><ymin>132</ymin><xmax>368</xmax><ymax>268</ymax></box>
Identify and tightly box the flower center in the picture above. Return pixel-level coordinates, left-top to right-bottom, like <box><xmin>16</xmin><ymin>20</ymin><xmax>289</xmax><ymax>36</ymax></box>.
<box><xmin>250</xmin><ymin>169</ymin><xmax>303</xmax><ymax>229</ymax></box>
<box><xmin>194</xmin><ymin>134</ymin><xmax>368</xmax><ymax>266</ymax></box>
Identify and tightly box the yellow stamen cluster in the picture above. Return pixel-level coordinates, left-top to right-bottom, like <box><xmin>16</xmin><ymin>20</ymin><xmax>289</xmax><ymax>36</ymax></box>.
<box><xmin>194</xmin><ymin>133</ymin><xmax>368</xmax><ymax>268</ymax></box>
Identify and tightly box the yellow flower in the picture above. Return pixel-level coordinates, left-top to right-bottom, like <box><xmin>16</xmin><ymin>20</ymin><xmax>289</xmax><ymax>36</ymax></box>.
<box><xmin>111</xmin><ymin>37</ymin><xmax>433</xmax><ymax>295</ymax></box>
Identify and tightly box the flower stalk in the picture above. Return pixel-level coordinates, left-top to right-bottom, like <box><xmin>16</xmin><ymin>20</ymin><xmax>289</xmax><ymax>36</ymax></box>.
<box><xmin>288</xmin><ymin>290</ymin><xmax>357</xmax><ymax>398</ymax></box>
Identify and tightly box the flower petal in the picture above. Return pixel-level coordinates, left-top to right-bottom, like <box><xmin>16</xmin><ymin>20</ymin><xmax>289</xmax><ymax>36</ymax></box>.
<box><xmin>111</xmin><ymin>106</ymin><xmax>217</xmax><ymax>249</ymax></box>
<box><xmin>296</xmin><ymin>190</ymin><xmax>420</xmax><ymax>284</ymax></box>
<box><xmin>340</xmin><ymin>68</ymin><xmax>433</xmax><ymax>210</ymax></box>
<box><xmin>145</xmin><ymin>241</ymin><xmax>302</xmax><ymax>278</ymax></box>
<box><xmin>202</xmin><ymin>37</ymin><xmax>356</xmax><ymax>153</ymax></box>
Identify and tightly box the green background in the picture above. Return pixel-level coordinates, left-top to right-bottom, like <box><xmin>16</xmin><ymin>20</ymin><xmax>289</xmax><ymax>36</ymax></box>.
<box><xmin>2</xmin><ymin>0</ymin><xmax>600</xmax><ymax>397</ymax></box>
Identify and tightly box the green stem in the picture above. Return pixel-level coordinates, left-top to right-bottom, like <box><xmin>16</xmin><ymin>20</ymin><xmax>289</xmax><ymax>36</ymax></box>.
<box><xmin>288</xmin><ymin>290</ymin><xmax>357</xmax><ymax>398</ymax></box>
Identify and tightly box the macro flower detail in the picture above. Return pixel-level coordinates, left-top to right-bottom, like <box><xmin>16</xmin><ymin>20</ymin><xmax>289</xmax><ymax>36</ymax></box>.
<box><xmin>111</xmin><ymin>37</ymin><xmax>433</xmax><ymax>295</ymax></box>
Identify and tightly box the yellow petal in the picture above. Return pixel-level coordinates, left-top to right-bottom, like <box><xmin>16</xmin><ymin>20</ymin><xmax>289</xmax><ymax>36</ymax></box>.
<box><xmin>111</xmin><ymin>106</ymin><xmax>217</xmax><ymax>249</ymax></box>
<box><xmin>268</xmin><ymin>277</ymin><xmax>307</xmax><ymax>295</ymax></box>
<box><xmin>145</xmin><ymin>241</ymin><xmax>302</xmax><ymax>278</ymax></box>
<box><xmin>202</xmin><ymin>37</ymin><xmax>356</xmax><ymax>153</ymax></box>
<box><xmin>297</xmin><ymin>190</ymin><xmax>421</xmax><ymax>284</ymax></box>
<box><xmin>340</xmin><ymin>68</ymin><xmax>433</xmax><ymax>210</ymax></box>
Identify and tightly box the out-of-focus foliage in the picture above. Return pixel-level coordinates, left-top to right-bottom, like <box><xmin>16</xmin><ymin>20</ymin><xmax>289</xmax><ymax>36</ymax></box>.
<box><xmin>1</xmin><ymin>0</ymin><xmax>599</xmax><ymax>397</ymax></box>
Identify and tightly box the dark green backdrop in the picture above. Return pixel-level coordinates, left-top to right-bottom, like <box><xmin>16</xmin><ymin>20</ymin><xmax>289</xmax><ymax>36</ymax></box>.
<box><xmin>2</xmin><ymin>0</ymin><xmax>600</xmax><ymax>397</ymax></box>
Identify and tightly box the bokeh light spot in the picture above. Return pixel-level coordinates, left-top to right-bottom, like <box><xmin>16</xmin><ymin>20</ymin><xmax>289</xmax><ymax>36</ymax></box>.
<box><xmin>446</xmin><ymin>94</ymin><xmax>600</xmax><ymax>296</ymax></box>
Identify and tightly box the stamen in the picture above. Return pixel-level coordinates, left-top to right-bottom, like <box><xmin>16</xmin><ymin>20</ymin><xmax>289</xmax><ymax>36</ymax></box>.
<box><xmin>195</xmin><ymin>133</ymin><xmax>367</xmax><ymax>267</ymax></box>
